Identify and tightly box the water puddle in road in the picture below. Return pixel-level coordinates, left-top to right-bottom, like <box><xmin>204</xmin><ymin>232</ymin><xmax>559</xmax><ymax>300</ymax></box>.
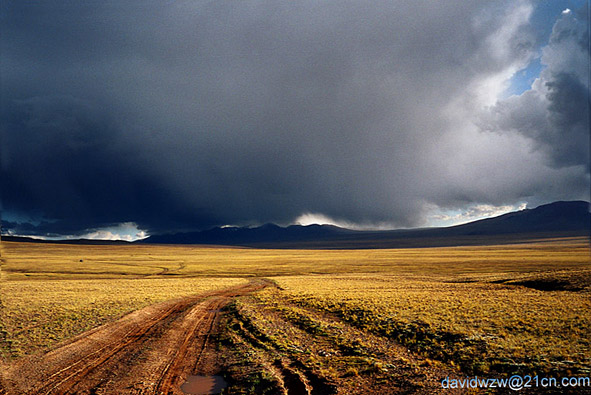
<box><xmin>181</xmin><ymin>375</ymin><xmax>227</xmax><ymax>395</ymax></box>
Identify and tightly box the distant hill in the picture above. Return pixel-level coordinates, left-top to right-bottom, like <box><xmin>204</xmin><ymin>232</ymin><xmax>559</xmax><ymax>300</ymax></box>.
<box><xmin>441</xmin><ymin>200</ymin><xmax>590</xmax><ymax>235</ymax></box>
<box><xmin>142</xmin><ymin>200</ymin><xmax>590</xmax><ymax>248</ymax></box>
<box><xmin>141</xmin><ymin>223</ymin><xmax>356</xmax><ymax>245</ymax></box>
<box><xmin>0</xmin><ymin>236</ymin><xmax>131</xmax><ymax>245</ymax></box>
<box><xmin>4</xmin><ymin>201</ymin><xmax>588</xmax><ymax>248</ymax></box>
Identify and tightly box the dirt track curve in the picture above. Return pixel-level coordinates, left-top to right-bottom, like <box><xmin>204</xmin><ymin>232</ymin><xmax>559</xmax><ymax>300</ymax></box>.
<box><xmin>1</xmin><ymin>279</ymin><xmax>270</xmax><ymax>395</ymax></box>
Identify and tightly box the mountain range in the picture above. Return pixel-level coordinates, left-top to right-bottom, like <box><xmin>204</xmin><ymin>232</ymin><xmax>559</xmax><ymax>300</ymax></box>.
<box><xmin>141</xmin><ymin>200</ymin><xmax>590</xmax><ymax>248</ymax></box>
<box><xmin>3</xmin><ymin>201</ymin><xmax>588</xmax><ymax>248</ymax></box>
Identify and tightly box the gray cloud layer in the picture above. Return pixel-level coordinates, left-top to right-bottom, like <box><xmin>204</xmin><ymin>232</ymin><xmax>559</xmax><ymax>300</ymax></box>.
<box><xmin>482</xmin><ymin>9</ymin><xmax>589</xmax><ymax>170</ymax></box>
<box><xmin>1</xmin><ymin>1</ymin><xmax>588</xmax><ymax>236</ymax></box>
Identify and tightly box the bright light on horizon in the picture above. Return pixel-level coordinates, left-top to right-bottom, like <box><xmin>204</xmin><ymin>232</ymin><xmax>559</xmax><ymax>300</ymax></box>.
<box><xmin>295</xmin><ymin>213</ymin><xmax>339</xmax><ymax>227</ymax></box>
<box><xmin>3</xmin><ymin>222</ymin><xmax>151</xmax><ymax>242</ymax></box>
<box><xmin>294</xmin><ymin>213</ymin><xmax>397</xmax><ymax>231</ymax></box>
<box><xmin>427</xmin><ymin>202</ymin><xmax>528</xmax><ymax>228</ymax></box>
<box><xmin>79</xmin><ymin>222</ymin><xmax>148</xmax><ymax>241</ymax></box>
<box><xmin>296</xmin><ymin>203</ymin><xmax>529</xmax><ymax>231</ymax></box>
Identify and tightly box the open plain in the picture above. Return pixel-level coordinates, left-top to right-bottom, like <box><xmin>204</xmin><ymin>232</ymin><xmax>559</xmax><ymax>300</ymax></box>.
<box><xmin>1</xmin><ymin>237</ymin><xmax>590</xmax><ymax>394</ymax></box>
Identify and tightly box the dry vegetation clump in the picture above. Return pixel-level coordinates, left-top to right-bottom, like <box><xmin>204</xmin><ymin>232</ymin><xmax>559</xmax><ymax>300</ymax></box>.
<box><xmin>272</xmin><ymin>274</ymin><xmax>591</xmax><ymax>376</ymax></box>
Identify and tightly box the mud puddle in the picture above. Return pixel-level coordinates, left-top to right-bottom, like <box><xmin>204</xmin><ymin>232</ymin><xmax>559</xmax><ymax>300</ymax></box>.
<box><xmin>181</xmin><ymin>375</ymin><xmax>227</xmax><ymax>395</ymax></box>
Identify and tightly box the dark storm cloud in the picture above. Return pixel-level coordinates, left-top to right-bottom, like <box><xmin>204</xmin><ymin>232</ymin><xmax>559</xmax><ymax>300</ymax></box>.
<box><xmin>545</xmin><ymin>72</ymin><xmax>589</xmax><ymax>168</ymax></box>
<box><xmin>1</xmin><ymin>1</ymin><xmax>588</xmax><ymax>236</ymax></box>
<box><xmin>0</xmin><ymin>95</ymin><xmax>218</xmax><ymax>233</ymax></box>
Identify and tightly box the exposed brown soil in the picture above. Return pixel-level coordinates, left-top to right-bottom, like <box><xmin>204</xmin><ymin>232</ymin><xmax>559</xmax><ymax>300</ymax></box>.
<box><xmin>1</xmin><ymin>279</ymin><xmax>270</xmax><ymax>395</ymax></box>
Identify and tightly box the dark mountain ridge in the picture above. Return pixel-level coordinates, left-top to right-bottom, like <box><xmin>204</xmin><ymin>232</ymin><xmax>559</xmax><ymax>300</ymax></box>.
<box><xmin>140</xmin><ymin>223</ymin><xmax>356</xmax><ymax>245</ymax></box>
<box><xmin>0</xmin><ymin>235</ymin><xmax>132</xmax><ymax>245</ymax></box>
<box><xmin>3</xmin><ymin>201</ymin><xmax>588</xmax><ymax>248</ymax></box>
<box><xmin>142</xmin><ymin>200</ymin><xmax>590</xmax><ymax>248</ymax></box>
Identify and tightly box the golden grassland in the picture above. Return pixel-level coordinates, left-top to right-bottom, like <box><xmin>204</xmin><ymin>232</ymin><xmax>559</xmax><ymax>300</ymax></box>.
<box><xmin>0</xmin><ymin>277</ymin><xmax>246</xmax><ymax>358</ymax></box>
<box><xmin>1</xmin><ymin>237</ymin><xmax>589</xmax><ymax>279</ymax></box>
<box><xmin>267</xmin><ymin>272</ymin><xmax>591</xmax><ymax>375</ymax></box>
<box><xmin>1</xmin><ymin>237</ymin><xmax>589</xmax><ymax>378</ymax></box>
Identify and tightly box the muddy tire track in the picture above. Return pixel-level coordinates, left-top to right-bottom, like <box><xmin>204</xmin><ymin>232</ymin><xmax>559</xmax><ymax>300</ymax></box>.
<box><xmin>2</xmin><ymin>279</ymin><xmax>270</xmax><ymax>395</ymax></box>
<box><xmin>225</xmin><ymin>304</ymin><xmax>336</xmax><ymax>395</ymax></box>
<box><xmin>223</xmin><ymin>291</ymin><xmax>470</xmax><ymax>395</ymax></box>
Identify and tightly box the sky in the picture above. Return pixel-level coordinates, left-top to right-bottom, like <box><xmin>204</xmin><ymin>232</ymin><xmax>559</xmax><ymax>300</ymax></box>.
<box><xmin>1</xmin><ymin>0</ymin><xmax>589</xmax><ymax>240</ymax></box>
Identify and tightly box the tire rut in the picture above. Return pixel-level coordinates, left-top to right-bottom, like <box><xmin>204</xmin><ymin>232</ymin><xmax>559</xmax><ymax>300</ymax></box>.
<box><xmin>227</xmin><ymin>304</ymin><xmax>337</xmax><ymax>395</ymax></box>
<box><xmin>2</xmin><ymin>279</ymin><xmax>269</xmax><ymax>395</ymax></box>
<box><xmin>154</xmin><ymin>297</ymin><xmax>226</xmax><ymax>394</ymax></box>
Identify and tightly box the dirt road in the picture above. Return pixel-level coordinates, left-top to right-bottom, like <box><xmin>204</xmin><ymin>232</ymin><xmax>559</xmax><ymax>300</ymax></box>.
<box><xmin>1</xmin><ymin>279</ymin><xmax>270</xmax><ymax>395</ymax></box>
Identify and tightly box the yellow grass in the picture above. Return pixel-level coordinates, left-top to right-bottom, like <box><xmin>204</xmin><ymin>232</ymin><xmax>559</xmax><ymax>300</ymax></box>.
<box><xmin>1</xmin><ymin>237</ymin><xmax>589</xmax><ymax>280</ymax></box>
<box><xmin>269</xmin><ymin>273</ymin><xmax>591</xmax><ymax>374</ymax></box>
<box><xmin>0</xmin><ymin>277</ymin><xmax>245</xmax><ymax>358</ymax></box>
<box><xmin>1</xmin><ymin>237</ymin><xmax>589</xmax><ymax>375</ymax></box>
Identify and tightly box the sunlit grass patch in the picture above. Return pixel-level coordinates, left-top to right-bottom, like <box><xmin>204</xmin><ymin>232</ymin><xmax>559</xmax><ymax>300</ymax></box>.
<box><xmin>222</xmin><ymin>289</ymin><xmax>457</xmax><ymax>394</ymax></box>
<box><xmin>2</xmin><ymin>238</ymin><xmax>589</xmax><ymax>279</ymax></box>
<box><xmin>273</xmin><ymin>273</ymin><xmax>591</xmax><ymax>375</ymax></box>
<box><xmin>0</xmin><ymin>277</ymin><xmax>245</xmax><ymax>358</ymax></box>
<box><xmin>1</xmin><ymin>237</ymin><xmax>589</xmax><ymax>378</ymax></box>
